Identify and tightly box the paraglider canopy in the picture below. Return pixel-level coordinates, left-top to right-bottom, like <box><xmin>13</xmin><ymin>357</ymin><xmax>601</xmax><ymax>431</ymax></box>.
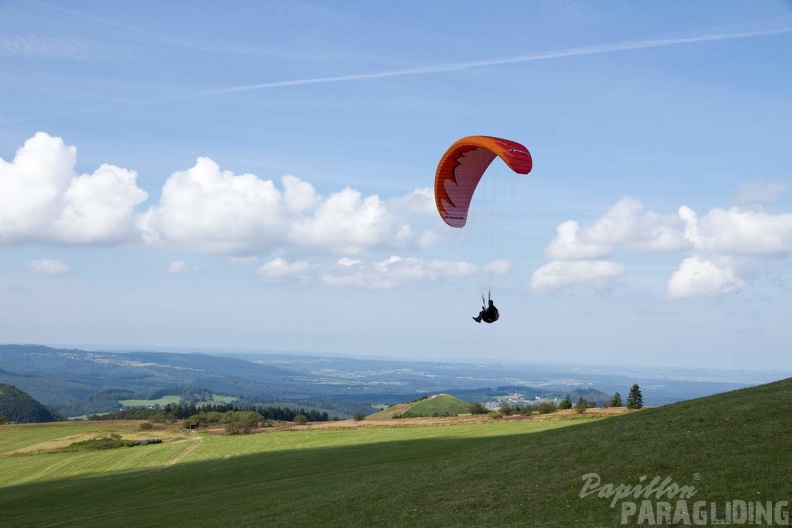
<box><xmin>434</xmin><ymin>135</ymin><xmax>532</xmax><ymax>228</ymax></box>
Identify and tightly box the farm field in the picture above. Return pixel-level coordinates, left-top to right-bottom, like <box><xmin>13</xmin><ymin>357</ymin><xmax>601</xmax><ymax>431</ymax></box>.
<box><xmin>117</xmin><ymin>395</ymin><xmax>182</xmax><ymax>408</ymax></box>
<box><xmin>118</xmin><ymin>394</ymin><xmax>239</xmax><ymax>408</ymax></box>
<box><xmin>1</xmin><ymin>378</ymin><xmax>791</xmax><ymax>527</ymax></box>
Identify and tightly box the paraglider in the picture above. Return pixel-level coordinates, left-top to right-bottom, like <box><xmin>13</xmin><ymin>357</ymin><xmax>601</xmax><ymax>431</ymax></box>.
<box><xmin>473</xmin><ymin>298</ymin><xmax>499</xmax><ymax>324</ymax></box>
<box><xmin>434</xmin><ymin>135</ymin><xmax>532</xmax><ymax>323</ymax></box>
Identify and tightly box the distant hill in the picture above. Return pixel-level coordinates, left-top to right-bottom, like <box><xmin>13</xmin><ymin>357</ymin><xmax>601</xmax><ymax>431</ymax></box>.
<box><xmin>0</xmin><ymin>344</ymin><xmax>311</xmax><ymax>416</ymax></box>
<box><xmin>368</xmin><ymin>394</ymin><xmax>472</xmax><ymax>419</ymax></box>
<box><xmin>0</xmin><ymin>384</ymin><xmax>63</xmax><ymax>423</ymax></box>
<box><xmin>403</xmin><ymin>394</ymin><xmax>471</xmax><ymax>417</ymax></box>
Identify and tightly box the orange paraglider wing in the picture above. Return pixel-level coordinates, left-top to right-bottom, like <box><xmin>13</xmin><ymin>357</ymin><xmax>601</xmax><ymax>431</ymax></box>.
<box><xmin>434</xmin><ymin>135</ymin><xmax>532</xmax><ymax>228</ymax></box>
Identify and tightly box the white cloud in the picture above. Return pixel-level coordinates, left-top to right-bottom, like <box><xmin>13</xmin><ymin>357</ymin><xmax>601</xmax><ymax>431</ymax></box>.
<box><xmin>535</xmin><ymin>196</ymin><xmax>792</xmax><ymax>298</ymax></box>
<box><xmin>28</xmin><ymin>259</ymin><xmax>70</xmax><ymax>275</ymax></box>
<box><xmin>735</xmin><ymin>181</ymin><xmax>787</xmax><ymax>204</ymax></box>
<box><xmin>289</xmin><ymin>187</ymin><xmax>413</xmax><ymax>254</ymax></box>
<box><xmin>322</xmin><ymin>256</ymin><xmax>475</xmax><ymax>290</ymax></box>
<box><xmin>2</xmin><ymin>133</ymin><xmax>436</xmax><ymax>257</ymax></box>
<box><xmin>139</xmin><ymin>157</ymin><xmax>286</xmax><ymax>253</ymax></box>
<box><xmin>667</xmin><ymin>256</ymin><xmax>746</xmax><ymax>299</ymax></box>
<box><xmin>530</xmin><ymin>260</ymin><xmax>625</xmax><ymax>293</ymax></box>
<box><xmin>681</xmin><ymin>205</ymin><xmax>792</xmax><ymax>256</ymax></box>
<box><xmin>138</xmin><ymin>157</ymin><xmax>430</xmax><ymax>255</ymax></box>
<box><xmin>545</xmin><ymin>220</ymin><xmax>612</xmax><ymax>260</ymax></box>
<box><xmin>167</xmin><ymin>260</ymin><xmax>200</xmax><ymax>275</ymax></box>
<box><xmin>386</xmin><ymin>187</ymin><xmax>436</xmax><ymax>216</ymax></box>
<box><xmin>544</xmin><ymin>197</ymin><xmax>689</xmax><ymax>260</ymax></box>
<box><xmin>0</xmin><ymin>132</ymin><xmax>148</xmax><ymax>245</ymax></box>
<box><xmin>255</xmin><ymin>258</ymin><xmax>310</xmax><ymax>282</ymax></box>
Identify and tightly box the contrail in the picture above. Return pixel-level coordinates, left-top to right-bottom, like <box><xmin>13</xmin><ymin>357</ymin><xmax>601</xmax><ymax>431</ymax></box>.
<box><xmin>1</xmin><ymin>19</ymin><xmax>790</xmax><ymax>124</ymax></box>
<box><xmin>202</xmin><ymin>23</ymin><xmax>792</xmax><ymax>96</ymax></box>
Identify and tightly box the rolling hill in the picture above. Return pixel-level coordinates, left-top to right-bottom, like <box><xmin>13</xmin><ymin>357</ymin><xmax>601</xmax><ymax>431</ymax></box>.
<box><xmin>367</xmin><ymin>393</ymin><xmax>472</xmax><ymax>419</ymax></box>
<box><xmin>0</xmin><ymin>384</ymin><xmax>63</xmax><ymax>423</ymax></box>
<box><xmin>0</xmin><ymin>376</ymin><xmax>790</xmax><ymax>526</ymax></box>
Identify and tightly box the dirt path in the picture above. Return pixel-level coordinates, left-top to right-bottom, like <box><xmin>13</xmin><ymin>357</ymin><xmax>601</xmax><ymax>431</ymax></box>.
<box><xmin>154</xmin><ymin>436</ymin><xmax>202</xmax><ymax>470</ymax></box>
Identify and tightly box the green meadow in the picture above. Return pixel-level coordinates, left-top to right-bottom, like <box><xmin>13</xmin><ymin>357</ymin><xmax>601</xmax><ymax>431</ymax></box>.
<box><xmin>117</xmin><ymin>395</ymin><xmax>182</xmax><ymax>407</ymax></box>
<box><xmin>118</xmin><ymin>394</ymin><xmax>238</xmax><ymax>408</ymax></box>
<box><xmin>1</xmin><ymin>378</ymin><xmax>791</xmax><ymax>527</ymax></box>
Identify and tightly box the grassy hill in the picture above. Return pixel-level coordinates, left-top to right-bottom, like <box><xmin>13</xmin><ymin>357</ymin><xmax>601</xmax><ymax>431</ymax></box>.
<box><xmin>400</xmin><ymin>394</ymin><xmax>472</xmax><ymax>418</ymax></box>
<box><xmin>0</xmin><ymin>378</ymin><xmax>790</xmax><ymax>526</ymax></box>
<box><xmin>366</xmin><ymin>401</ymin><xmax>412</xmax><ymax>420</ymax></box>
<box><xmin>367</xmin><ymin>394</ymin><xmax>472</xmax><ymax>420</ymax></box>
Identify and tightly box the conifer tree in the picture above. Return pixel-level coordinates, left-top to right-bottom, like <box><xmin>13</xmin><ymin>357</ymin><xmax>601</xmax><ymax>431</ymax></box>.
<box><xmin>611</xmin><ymin>392</ymin><xmax>623</xmax><ymax>407</ymax></box>
<box><xmin>626</xmin><ymin>384</ymin><xmax>643</xmax><ymax>409</ymax></box>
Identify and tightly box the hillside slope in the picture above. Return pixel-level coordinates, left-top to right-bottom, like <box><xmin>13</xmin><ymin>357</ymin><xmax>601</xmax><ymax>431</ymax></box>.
<box><xmin>0</xmin><ymin>384</ymin><xmax>63</xmax><ymax>423</ymax></box>
<box><xmin>2</xmin><ymin>377</ymin><xmax>790</xmax><ymax>526</ymax></box>
<box><xmin>366</xmin><ymin>394</ymin><xmax>472</xmax><ymax>420</ymax></box>
<box><xmin>401</xmin><ymin>394</ymin><xmax>471</xmax><ymax>417</ymax></box>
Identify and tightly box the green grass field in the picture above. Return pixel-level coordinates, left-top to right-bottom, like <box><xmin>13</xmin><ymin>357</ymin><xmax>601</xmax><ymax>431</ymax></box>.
<box><xmin>401</xmin><ymin>394</ymin><xmax>472</xmax><ymax>417</ymax></box>
<box><xmin>117</xmin><ymin>395</ymin><xmax>182</xmax><ymax>407</ymax></box>
<box><xmin>118</xmin><ymin>394</ymin><xmax>238</xmax><ymax>408</ymax></box>
<box><xmin>1</xmin><ymin>379</ymin><xmax>791</xmax><ymax>527</ymax></box>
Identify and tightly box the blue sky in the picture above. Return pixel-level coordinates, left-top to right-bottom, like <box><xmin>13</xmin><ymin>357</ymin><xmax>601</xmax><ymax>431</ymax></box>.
<box><xmin>1</xmin><ymin>1</ymin><xmax>791</xmax><ymax>371</ymax></box>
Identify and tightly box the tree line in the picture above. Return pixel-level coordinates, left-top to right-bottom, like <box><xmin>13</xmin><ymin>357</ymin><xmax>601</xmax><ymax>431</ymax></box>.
<box><xmin>88</xmin><ymin>402</ymin><xmax>333</xmax><ymax>423</ymax></box>
<box><xmin>468</xmin><ymin>384</ymin><xmax>644</xmax><ymax>416</ymax></box>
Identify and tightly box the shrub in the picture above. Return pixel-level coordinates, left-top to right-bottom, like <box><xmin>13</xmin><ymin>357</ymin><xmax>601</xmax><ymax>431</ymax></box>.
<box><xmin>469</xmin><ymin>403</ymin><xmax>488</xmax><ymax>415</ymax></box>
<box><xmin>293</xmin><ymin>414</ymin><xmax>308</xmax><ymax>425</ymax></box>
<box><xmin>353</xmin><ymin>412</ymin><xmax>366</xmax><ymax>422</ymax></box>
<box><xmin>536</xmin><ymin>401</ymin><xmax>557</xmax><ymax>414</ymax></box>
<box><xmin>498</xmin><ymin>403</ymin><xmax>514</xmax><ymax>416</ymax></box>
<box><xmin>488</xmin><ymin>411</ymin><xmax>503</xmax><ymax>419</ymax></box>
<box><xmin>139</xmin><ymin>422</ymin><xmax>153</xmax><ymax>430</ymax></box>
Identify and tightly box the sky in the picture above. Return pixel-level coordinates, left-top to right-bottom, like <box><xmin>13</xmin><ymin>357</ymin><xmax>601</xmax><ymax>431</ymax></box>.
<box><xmin>1</xmin><ymin>1</ymin><xmax>791</xmax><ymax>371</ymax></box>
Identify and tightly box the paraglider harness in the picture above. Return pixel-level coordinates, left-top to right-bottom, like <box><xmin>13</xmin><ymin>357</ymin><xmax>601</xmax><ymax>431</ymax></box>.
<box><xmin>477</xmin><ymin>292</ymin><xmax>499</xmax><ymax>324</ymax></box>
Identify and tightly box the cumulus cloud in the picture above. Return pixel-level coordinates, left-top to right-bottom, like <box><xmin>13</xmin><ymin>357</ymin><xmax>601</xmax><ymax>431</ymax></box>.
<box><xmin>667</xmin><ymin>256</ymin><xmax>746</xmax><ymax>299</ymax></box>
<box><xmin>321</xmin><ymin>255</ymin><xmax>476</xmax><ymax>290</ymax></box>
<box><xmin>167</xmin><ymin>260</ymin><xmax>201</xmax><ymax>275</ymax></box>
<box><xmin>28</xmin><ymin>259</ymin><xmax>70</xmax><ymax>275</ymax></box>
<box><xmin>545</xmin><ymin>220</ymin><xmax>612</xmax><ymax>260</ymax></box>
<box><xmin>0</xmin><ymin>132</ymin><xmax>148</xmax><ymax>245</ymax></box>
<box><xmin>680</xmin><ymin>205</ymin><xmax>792</xmax><ymax>256</ymax></box>
<box><xmin>2</xmin><ymin>133</ymin><xmax>436</xmax><ymax>257</ymax></box>
<box><xmin>544</xmin><ymin>197</ymin><xmax>689</xmax><ymax>260</ymax></box>
<box><xmin>255</xmin><ymin>258</ymin><xmax>310</xmax><ymax>283</ymax></box>
<box><xmin>137</xmin><ymin>157</ymin><xmax>431</xmax><ymax>255</ymax></box>
<box><xmin>530</xmin><ymin>260</ymin><xmax>625</xmax><ymax>293</ymax></box>
<box><xmin>289</xmin><ymin>187</ymin><xmax>411</xmax><ymax>254</ymax></box>
<box><xmin>138</xmin><ymin>157</ymin><xmax>286</xmax><ymax>253</ymax></box>
<box><xmin>386</xmin><ymin>187</ymin><xmax>436</xmax><ymax>216</ymax></box>
<box><xmin>534</xmin><ymin>195</ymin><xmax>792</xmax><ymax>298</ymax></box>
